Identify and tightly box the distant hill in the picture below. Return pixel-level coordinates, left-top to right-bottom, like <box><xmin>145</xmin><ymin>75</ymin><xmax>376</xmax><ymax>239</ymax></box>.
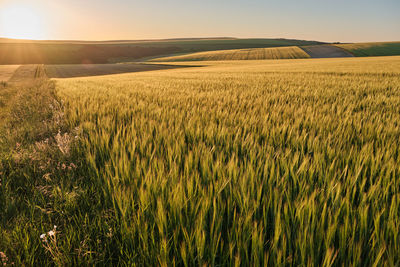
<box><xmin>150</xmin><ymin>42</ymin><xmax>400</xmax><ymax>62</ymax></box>
<box><xmin>0</xmin><ymin>38</ymin><xmax>323</xmax><ymax>64</ymax></box>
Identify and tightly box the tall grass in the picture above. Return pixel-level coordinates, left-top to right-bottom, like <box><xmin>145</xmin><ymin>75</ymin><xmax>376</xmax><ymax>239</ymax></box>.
<box><xmin>150</xmin><ymin>46</ymin><xmax>309</xmax><ymax>61</ymax></box>
<box><xmin>50</xmin><ymin>56</ymin><xmax>400</xmax><ymax>265</ymax></box>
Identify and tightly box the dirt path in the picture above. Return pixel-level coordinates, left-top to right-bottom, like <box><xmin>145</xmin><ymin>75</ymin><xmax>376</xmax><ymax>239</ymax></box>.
<box><xmin>301</xmin><ymin>45</ymin><xmax>354</xmax><ymax>58</ymax></box>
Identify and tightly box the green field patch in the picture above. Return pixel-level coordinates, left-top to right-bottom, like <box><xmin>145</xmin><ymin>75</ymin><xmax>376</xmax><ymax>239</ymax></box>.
<box><xmin>336</xmin><ymin>42</ymin><xmax>400</xmax><ymax>57</ymax></box>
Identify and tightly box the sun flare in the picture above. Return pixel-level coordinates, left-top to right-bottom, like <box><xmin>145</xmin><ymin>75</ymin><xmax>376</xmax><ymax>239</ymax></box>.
<box><xmin>0</xmin><ymin>3</ymin><xmax>46</xmax><ymax>39</ymax></box>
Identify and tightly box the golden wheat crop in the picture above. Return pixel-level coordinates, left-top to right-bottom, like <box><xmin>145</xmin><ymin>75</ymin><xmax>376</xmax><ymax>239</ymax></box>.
<box><xmin>50</xmin><ymin>56</ymin><xmax>400</xmax><ymax>265</ymax></box>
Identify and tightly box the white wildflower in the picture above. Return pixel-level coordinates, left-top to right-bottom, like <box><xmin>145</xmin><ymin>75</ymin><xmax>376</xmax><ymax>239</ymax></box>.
<box><xmin>40</xmin><ymin>233</ymin><xmax>46</xmax><ymax>239</ymax></box>
<box><xmin>55</xmin><ymin>131</ymin><xmax>71</xmax><ymax>155</ymax></box>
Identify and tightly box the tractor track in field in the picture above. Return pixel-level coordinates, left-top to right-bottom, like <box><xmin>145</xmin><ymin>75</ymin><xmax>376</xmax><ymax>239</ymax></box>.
<box><xmin>8</xmin><ymin>64</ymin><xmax>47</xmax><ymax>83</ymax></box>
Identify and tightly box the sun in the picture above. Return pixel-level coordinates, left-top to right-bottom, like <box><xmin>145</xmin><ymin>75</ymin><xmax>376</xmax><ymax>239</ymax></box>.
<box><xmin>0</xmin><ymin>3</ymin><xmax>46</xmax><ymax>39</ymax></box>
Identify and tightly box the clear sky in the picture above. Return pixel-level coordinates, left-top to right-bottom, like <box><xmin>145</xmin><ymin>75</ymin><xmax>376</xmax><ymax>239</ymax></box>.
<box><xmin>0</xmin><ymin>0</ymin><xmax>399</xmax><ymax>42</ymax></box>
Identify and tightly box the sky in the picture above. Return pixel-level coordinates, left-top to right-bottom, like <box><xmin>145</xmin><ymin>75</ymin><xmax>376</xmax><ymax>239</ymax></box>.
<box><xmin>0</xmin><ymin>0</ymin><xmax>399</xmax><ymax>42</ymax></box>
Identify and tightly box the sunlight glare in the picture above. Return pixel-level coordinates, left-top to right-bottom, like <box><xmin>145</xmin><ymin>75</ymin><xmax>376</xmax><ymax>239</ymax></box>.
<box><xmin>0</xmin><ymin>3</ymin><xmax>46</xmax><ymax>39</ymax></box>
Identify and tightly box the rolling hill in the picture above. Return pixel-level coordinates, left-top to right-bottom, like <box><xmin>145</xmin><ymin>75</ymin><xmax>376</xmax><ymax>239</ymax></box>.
<box><xmin>150</xmin><ymin>43</ymin><xmax>400</xmax><ymax>62</ymax></box>
<box><xmin>0</xmin><ymin>38</ymin><xmax>323</xmax><ymax>64</ymax></box>
<box><xmin>2</xmin><ymin>38</ymin><xmax>399</xmax><ymax>64</ymax></box>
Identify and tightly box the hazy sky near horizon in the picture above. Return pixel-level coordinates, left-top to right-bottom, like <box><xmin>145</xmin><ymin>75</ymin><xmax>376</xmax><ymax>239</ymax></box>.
<box><xmin>0</xmin><ymin>0</ymin><xmax>399</xmax><ymax>42</ymax></box>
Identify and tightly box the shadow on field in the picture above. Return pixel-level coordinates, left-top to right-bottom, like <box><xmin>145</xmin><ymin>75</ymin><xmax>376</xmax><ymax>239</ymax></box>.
<box><xmin>44</xmin><ymin>63</ymin><xmax>201</xmax><ymax>78</ymax></box>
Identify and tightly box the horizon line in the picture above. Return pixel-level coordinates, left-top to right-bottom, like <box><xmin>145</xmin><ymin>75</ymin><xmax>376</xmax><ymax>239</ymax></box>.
<box><xmin>1</xmin><ymin>36</ymin><xmax>400</xmax><ymax>44</ymax></box>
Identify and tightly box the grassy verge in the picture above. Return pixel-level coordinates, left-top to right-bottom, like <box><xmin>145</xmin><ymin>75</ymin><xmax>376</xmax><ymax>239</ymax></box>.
<box><xmin>0</xmin><ymin>78</ymin><xmax>118</xmax><ymax>265</ymax></box>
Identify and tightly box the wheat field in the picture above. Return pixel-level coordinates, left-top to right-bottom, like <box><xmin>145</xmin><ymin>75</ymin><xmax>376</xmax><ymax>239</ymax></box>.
<box><xmin>37</xmin><ymin>56</ymin><xmax>400</xmax><ymax>265</ymax></box>
<box><xmin>150</xmin><ymin>46</ymin><xmax>310</xmax><ymax>61</ymax></box>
